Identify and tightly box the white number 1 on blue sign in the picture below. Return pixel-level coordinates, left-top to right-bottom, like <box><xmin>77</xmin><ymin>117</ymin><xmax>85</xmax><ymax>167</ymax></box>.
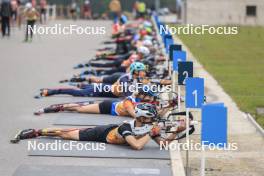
<box><xmin>192</xmin><ymin>89</ymin><xmax>198</xmax><ymax>107</ymax></box>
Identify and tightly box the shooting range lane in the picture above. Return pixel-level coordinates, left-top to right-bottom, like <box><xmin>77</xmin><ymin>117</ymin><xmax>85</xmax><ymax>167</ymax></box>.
<box><xmin>53</xmin><ymin>113</ymin><xmax>132</xmax><ymax>126</ymax></box>
<box><xmin>22</xmin><ymin>17</ymin><xmax>172</xmax><ymax>175</ymax></box>
<box><xmin>27</xmin><ymin>138</ymin><xmax>170</xmax><ymax>160</ymax></box>
<box><xmin>13</xmin><ymin>164</ymin><xmax>172</xmax><ymax>176</ymax></box>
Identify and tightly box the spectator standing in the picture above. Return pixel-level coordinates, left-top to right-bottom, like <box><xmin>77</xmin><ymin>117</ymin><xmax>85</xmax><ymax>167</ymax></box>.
<box><xmin>83</xmin><ymin>0</ymin><xmax>91</xmax><ymax>19</ymax></box>
<box><xmin>109</xmin><ymin>0</ymin><xmax>121</xmax><ymax>22</ymax></box>
<box><xmin>23</xmin><ymin>2</ymin><xmax>39</xmax><ymax>42</ymax></box>
<box><xmin>70</xmin><ymin>0</ymin><xmax>78</xmax><ymax>20</ymax></box>
<box><xmin>40</xmin><ymin>0</ymin><xmax>47</xmax><ymax>24</ymax></box>
<box><xmin>16</xmin><ymin>0</ymin><xmax>22</xmax><ymax>29</ymax></box>
<box><xmin>1</xmin><ymin>0</ymin><xmax>12</xmax><ymax>37</ymax></box>
<box><xmin>10</xmin><ymin>0</ymin><xmax>18</xmax><ymax>25</ymax></box>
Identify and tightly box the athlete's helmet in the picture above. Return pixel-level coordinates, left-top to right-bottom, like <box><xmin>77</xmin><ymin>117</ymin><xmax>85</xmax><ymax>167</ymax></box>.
<box><xmin>145</xmin><ymin>27</ymin><xmax>152</xmax><ymax>34</ymax></box>
<box><xmin>142</xmin><ymin>39</ymin><xmax>152</xmax><ymax>47</ymax></box>
<box><xmin>144</xmin><ymin>35</ymin><xmax>153</xmax><ymax>41</ymax></box>
<box><xmin>138</xmin><ymin>85</ymin><xmax>157</xmax><ymax>98</ymax></box>
<box><xmin>135</xmin><ymin>103</ymin><xmax>157</xmax><ymax>119</ymax></box>
<box><xmin>130</xmin><ymin>62</ymin><xmax>146</xmax><ymax>74</ymax></box>
<box><xmin>25</xmin><ymin>2</ymin><xmax>32</xmax><ymax>9</ymax></box>
<box><xmin>120</xmin><ymin>15</ymin><xmax>128</xmax><ymax>24</ymax></box>
<box><xmin>137</xmin><ymin>46</ymin><xmax>150</xmax><ymax>57</ymax></box>
<box><xmin>143</xmin><ymin>21</ymin><xmax>152</xmax><ymax>28</ymax></box>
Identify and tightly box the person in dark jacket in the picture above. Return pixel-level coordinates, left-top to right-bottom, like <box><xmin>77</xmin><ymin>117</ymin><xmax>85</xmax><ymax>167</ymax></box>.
<box><xmin>1</xmin><ymin>0</ymin><xmax>12</xmax><ymax>37</ymax></box>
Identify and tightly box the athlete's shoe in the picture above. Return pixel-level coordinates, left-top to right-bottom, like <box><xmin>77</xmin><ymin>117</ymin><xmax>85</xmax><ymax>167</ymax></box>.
<box><xmin>44</xmin><ymin>105</ymin><xmax>64</xmax><ymax>113</ymax></box>
<box><xmin>20</xmin><ymin>129</ymin><xmax>39</xmax><ymax>139</ymax></box>
<box><xmin>59</xmin><ymin>79</ymin><xmax>69</xmax><ymax>83</ymax></box>
<box><xmin>13</xmin><ymin>129</ymin><xmax>39</xmax><ymax>142</ymax></box>
<box><xmin>34</xmin><ymin>108</ymin><xmax>45</xmax><ymax>115</ymax></box>
<box><xmin>73</xmin><ymin>64</ymin><xmax>84</xmax><ymax>69</ymax></box>
<box><xmin>70</xmin><ymin>77</ymin><xmax>86</xmax><ymax>82</ymax></box>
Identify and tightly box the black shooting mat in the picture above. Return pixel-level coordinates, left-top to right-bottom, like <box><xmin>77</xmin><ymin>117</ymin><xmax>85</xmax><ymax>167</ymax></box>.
<box><xmin>53</xmin><ymin>113</ymin><xmax>132</xmax><ymax>126</ymax></box>
<box><xmin>28</xmin><ymin>138</ymin><xmax>170</xmax><ymax>159</ymax></box>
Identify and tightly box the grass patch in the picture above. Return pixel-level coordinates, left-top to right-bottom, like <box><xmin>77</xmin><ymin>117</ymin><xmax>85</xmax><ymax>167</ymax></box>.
<box><xmin>174</xmin><ymin>26</ymin><xmax>264</xmax><ymax>128</ymax></box>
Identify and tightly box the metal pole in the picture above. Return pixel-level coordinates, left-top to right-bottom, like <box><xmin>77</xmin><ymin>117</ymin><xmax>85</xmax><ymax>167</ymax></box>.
<box><xmin>201</xmin><ymin>146</ymin><xmax>205</xmax><ymax>176</ymax></box>
<box><xmin>185</xmin><ymin>108</ymin><xmax>190</xmax><ymax>175</ymax></box>
<box><xmin>178</xmin><ymin>85</ymin><xmax>181</xmax><ymax>111</ymax></box>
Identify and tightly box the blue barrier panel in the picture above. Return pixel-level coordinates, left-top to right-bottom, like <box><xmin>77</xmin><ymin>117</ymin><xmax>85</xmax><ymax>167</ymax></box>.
<box><xmin>201</xmin><ymin>104</ymin><xmax>227</xmax><ymax>147</ymax></box>
<box><xmin>178</xmin><ymin>61</ymin><xmax>193</xmax><ymax>85</ymax></box>
<box><xmin>173</xmin><ymin>51</ymin><xmax>186</xmax><ymax>71</ymax></box>
<box><xmin>185</xmin><ymin>78</ymin><xmax>204</xmax><ymax>108</ymax></box>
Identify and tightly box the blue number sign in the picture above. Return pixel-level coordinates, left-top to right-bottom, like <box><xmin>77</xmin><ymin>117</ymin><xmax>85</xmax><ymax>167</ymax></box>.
<box><xmin>163</xmin><ymin>34</ymin><xmax>171</xmax><ymax>44</ymax></box>
<box><xmin>185</xmin><ymin>78</ymin><xmax>204</xmax><ymax>108</ymax></box>
<box><xmin>173</xmin><ymin>51</ymin><xmax>186</xmax><ymax>71</ymax></box>
<box><xmin>165</xmin><ymin>38</ymin><xmax>174</xmax><ymax>54</ymax></box>
<box><xmin>178</xmin><ymin>61</ymin><xmax>193</xmax><ymax>85</ymax></box>
<box><xmin>201</xmin><ymin>103</ymin><xmax>227</xmax><ymax>147</ymax></box>
<box><xmin>169</xmin><ymin>44</ymin><xmax>182</xmax><ymax>61</ymax></box>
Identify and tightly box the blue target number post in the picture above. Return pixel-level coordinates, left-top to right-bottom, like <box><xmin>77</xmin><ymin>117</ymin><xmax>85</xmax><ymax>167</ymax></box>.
<box><xmin>169</xmin><ymin>44</ymin><xmax>182</xmax><ymax>61</ymax></box>
<box><xmin>165</xmin><ymin>37</ymin><xmax>174</xmax><ymax>72</ymax></box>
<box><xmin>164</xmin><ymin>35</ymin><xmax>174</xmax><ymax>74</ymax></box>
<box><xmin>185</xmin><ymin>77</ymin><xmax>204</xmax><ymax>175</ymax></box>
<box><xmin>171</xmin><ymin>49</ymin><xmax>186</xmax><ymax>110</ymax></box>
<box><xmin>173</xmin><ymin>51</ymin><xmax>186</xmax><ymax>71</ymax></box>
<box><xmin>164</xmin><ymin>35</ymin><xmax>174</xmax><ymax>54</ymax></box>
<box><xmin>178</xmin><ymin>62</ymin><xmax>193</xmax><ymax>85</ymax></box>
<box><xmin>200</xmin><ymin>103</ymin><xmax>227</xmax><ymax>176</ymax></box>
<box><xmin>170</xmin><ymin>45</ymin><xmax>184</xmax><ymax>74</ymax></box>
<box><xmin>186</xmin><ymin>78</ymin><xmax>204</xmax><ymax>108</ymax></box>
<box><xmin>177</xmin><ymin>61</ymin><xmax>193</xmax><ymax>111</ymax></box>
<box><xmin>201</xmin><ymin>103</ymin><xmax>227</xmax><ymax>146</ymax></box>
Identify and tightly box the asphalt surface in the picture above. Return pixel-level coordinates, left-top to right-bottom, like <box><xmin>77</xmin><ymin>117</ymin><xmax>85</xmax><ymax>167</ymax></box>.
<box><xmin>0</xmin><ymin>20</ymin><xmax>171</xmax><ymax>176</ymax></box>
